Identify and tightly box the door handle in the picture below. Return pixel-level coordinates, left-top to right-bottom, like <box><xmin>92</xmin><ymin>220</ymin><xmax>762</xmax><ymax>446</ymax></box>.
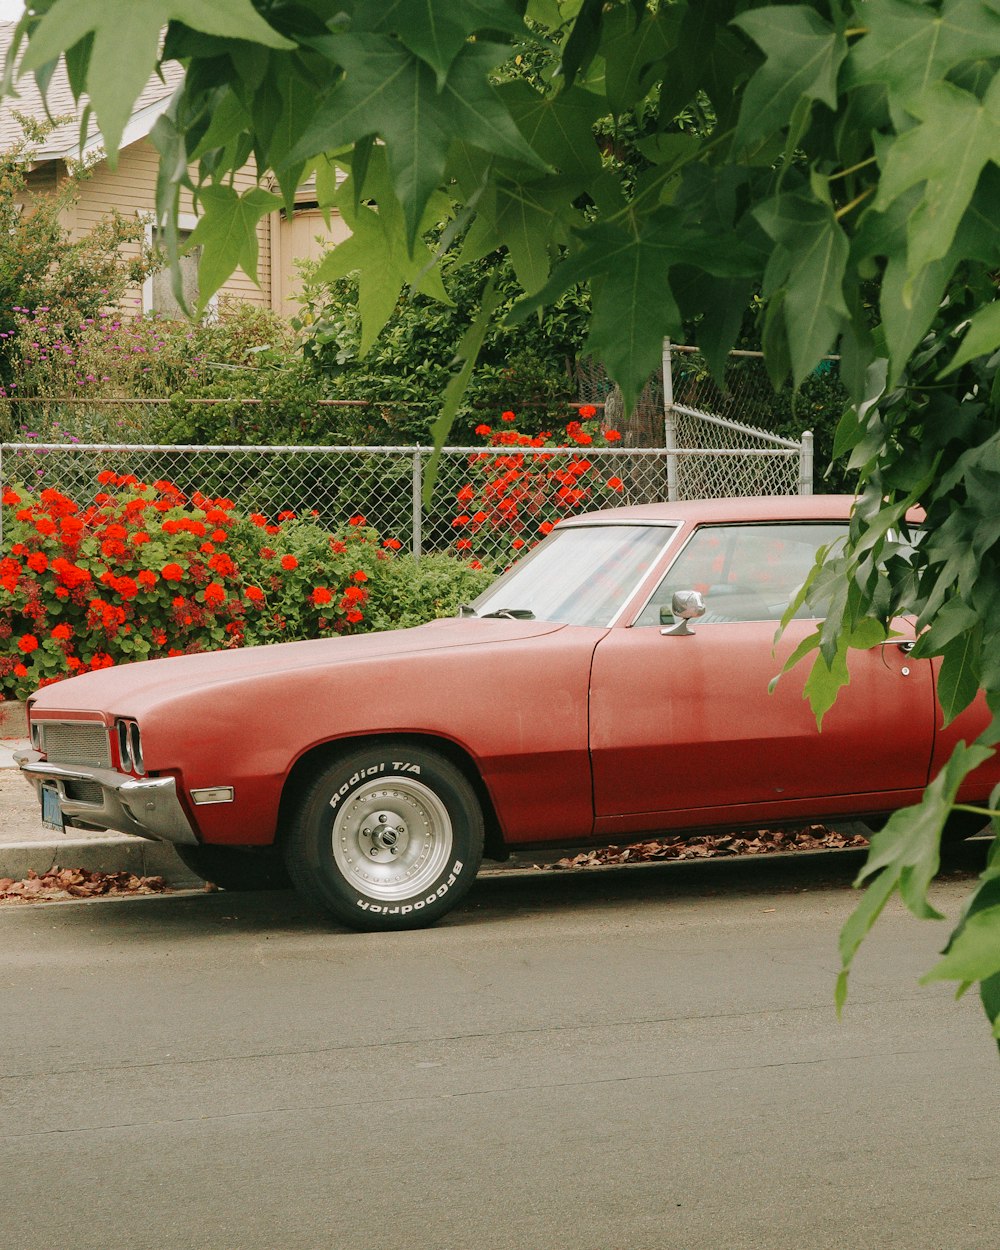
<box><xmin>883</xmin><ymin>638</ymin><xmax>915</xmax><ymax>654</ymax></box>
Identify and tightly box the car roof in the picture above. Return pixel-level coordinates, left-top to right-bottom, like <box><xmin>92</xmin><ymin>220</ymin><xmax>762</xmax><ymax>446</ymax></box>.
<box><xmin>557</xmin><ymin>494</ymin><xmax>859</xmax><ymax>527</ymax></box>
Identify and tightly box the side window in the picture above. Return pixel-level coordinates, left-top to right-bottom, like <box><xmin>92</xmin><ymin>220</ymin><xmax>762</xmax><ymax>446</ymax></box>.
<box><xmin>633</xmin><ymin>522</ymin><xmax>847</xmax><ymax>626</ymax></box>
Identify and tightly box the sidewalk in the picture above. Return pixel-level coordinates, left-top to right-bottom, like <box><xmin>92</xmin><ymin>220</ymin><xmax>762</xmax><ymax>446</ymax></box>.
<box><xmin>1</xmin><ymin>700</ymin><xmax>199</xmax><ymax>885</ymax></box>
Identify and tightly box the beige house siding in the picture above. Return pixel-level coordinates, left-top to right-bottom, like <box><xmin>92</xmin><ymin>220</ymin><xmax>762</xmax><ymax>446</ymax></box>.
<box><xmin>68</xmin><ymin>139</ymin><xmax>272</xmax><ymax>312</ymax></box>
<box><xmin>271</xmin><ymin>205</ymin><xmax>350</xmax><ymax>315</ymax></box>
<box><xmin>22</xmin><ymin>139</ymin><xmax>348</xmax><ymax>317</ymax></box>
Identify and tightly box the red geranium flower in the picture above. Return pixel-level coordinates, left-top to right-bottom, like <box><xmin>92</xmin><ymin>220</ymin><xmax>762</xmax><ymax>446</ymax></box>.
<box><xmin>501</xmin><ymin>410</ymin><xmax>516</xmax><ymax>422</ymax></box>
<box><xmin>50</xmin><ymin>624</ymin><xmax>72</xmax><ymax>641</ymax></box>
<box><xmin>203</xmin><ymin>582</ymin><xmax>226</xmax><ymax>606</ymax></box>
<box><xmin>311</xmin><ymin>586</ymin><xmax>333</xmax><ymax>605</ymax></box>
<box><xmin>280</xmin><ymin>555</ymin><xmax>298</xmax><ymax>571</ymax></box>
<box><xmin>607</xmin><ymin>476</ymin><xmax>624</xmax><ymax>492</ymax></box>
<box><xmin>161</xmin><ymin>563</ymin><xmax>184</xmax><ymax>582</ymax></box>
<box><xmin>348</xmin><ymin>515</ymin><xmax>367</xmax><ymax>526</ymax></box>
<box><xmin>17</xmin><ymin>634</ymin><xmax>39</xmax><ymax>653</ymax></box>
<box><xmin>578</xmin><ymin>404</ymin><xmax>597</xmax><ymax>419</ymax></box>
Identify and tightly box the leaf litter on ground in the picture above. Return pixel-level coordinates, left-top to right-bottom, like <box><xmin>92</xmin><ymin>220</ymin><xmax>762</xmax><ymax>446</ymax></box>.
<box><xmin>0</xmin><ymin>866</ymin><xmax>173</xmax><ymax>903</ymax></box>
<box><xmin>545</xmin><ymin>824</ymin><xmax>869</xmax><ymax>870</ymax></box>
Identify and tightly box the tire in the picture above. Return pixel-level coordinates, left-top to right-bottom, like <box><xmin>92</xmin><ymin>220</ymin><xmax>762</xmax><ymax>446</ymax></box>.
<box><xmin>283</xmin><ymin>742</ymin><xmax>485</xmax><ymax>931</ymax></box>
<box><xmin>174</xmin><ymin>844</ymin><xmax>292</xmax><ymax>891</ymax></box>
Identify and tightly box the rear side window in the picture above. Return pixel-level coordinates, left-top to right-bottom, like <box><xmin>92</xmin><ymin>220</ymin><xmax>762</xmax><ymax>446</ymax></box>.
<box><xmin>632</xmin><ymin>522</ymin><xmax>847</xmax><ymax>625</ymax></box>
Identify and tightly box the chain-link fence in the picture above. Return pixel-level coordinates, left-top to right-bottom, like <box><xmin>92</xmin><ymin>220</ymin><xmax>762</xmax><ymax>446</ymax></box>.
<box><xmin>1</xmin><ymin>436</ymin><xmax>809</xmax><ymax>564</ymax></box>
<box><xmin>1</xmin><ymin>344</ymin><xmax>815</xmax><ymax>562</ymax></box>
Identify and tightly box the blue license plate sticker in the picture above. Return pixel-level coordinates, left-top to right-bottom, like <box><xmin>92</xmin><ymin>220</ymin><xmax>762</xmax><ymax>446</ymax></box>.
<box><xmin>41</xmin><ymin>786</ymin><xmax>63</xmax><ymax>831</ymax></box>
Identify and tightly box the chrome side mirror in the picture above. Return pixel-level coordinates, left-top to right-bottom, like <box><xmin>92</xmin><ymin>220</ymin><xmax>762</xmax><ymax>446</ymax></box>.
<box><xmin>660</xmin><ymin>590</ymin><xmax>705</xmax><ymax>636</ymax></box>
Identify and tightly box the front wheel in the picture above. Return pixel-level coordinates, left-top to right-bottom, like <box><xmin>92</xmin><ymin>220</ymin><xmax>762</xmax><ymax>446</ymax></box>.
<box><xmin>284</xmin><ymin>743</ymin><xmax>485</xmax><ymax>931</ymax></box>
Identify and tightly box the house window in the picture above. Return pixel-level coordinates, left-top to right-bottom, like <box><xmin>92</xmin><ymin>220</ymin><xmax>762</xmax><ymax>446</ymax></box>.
<box><xmin>143</xmin><ymin>215</ymin><xmax>214</xmax><ymax>316</ymax></box>
<box><xmin>149</xmin><ymin>230</ymin><xmax>201</xmax><ymax>316</ymax></box>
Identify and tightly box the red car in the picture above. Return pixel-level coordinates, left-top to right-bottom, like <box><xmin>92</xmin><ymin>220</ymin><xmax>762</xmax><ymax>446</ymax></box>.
<box><xmin>15</xmin><ymin>495</ymin><xmax>996</xmax><ymax>929</ymax></box>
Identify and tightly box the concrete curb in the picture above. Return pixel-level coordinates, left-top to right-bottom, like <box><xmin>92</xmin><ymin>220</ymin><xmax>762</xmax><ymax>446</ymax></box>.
<box><xmin>1</xmin><ymin>836</ymin><xmax>202</xmax><ymax>886</ymax></box>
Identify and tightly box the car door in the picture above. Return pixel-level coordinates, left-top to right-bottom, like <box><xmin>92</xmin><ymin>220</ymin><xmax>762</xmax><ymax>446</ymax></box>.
<box><xmin>588</xmin><ymin>521</ymin><xmax>937</xmax><ymax>833</ymax></box>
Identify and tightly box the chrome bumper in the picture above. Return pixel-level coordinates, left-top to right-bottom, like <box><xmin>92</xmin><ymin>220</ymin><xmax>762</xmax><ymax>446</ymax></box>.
<box><xmin>14</xmin><ymin>749</ymin><xmax>198</xmax><ymax>845</ymax></box>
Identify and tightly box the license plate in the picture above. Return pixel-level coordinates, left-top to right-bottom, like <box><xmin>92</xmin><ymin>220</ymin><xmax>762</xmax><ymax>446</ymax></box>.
<box><xmin>41</xmin><ymin>785</ymin><xmax>64</xmax><ymax>831</ymax></box>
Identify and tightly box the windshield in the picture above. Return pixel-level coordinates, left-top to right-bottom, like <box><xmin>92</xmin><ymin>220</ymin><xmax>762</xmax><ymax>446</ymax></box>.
<box><xmin>471</xmin><ymin>523</ymin><xmax>675</xmax><ymax>627</ymax></box>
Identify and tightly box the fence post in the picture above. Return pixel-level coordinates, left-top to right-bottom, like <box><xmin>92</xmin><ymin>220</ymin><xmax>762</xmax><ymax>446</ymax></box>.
<box><xmin>411</xmin><ymin>450</ymin><xmax>423</xmax><ymax>559</ymax></box>
<box><xmin>799</xmin><ymin>430</ymin><xmax>814</xmax><ymax>496</ymax></box>
<box><xmin>661</xmin><ymin>338</ymin><xmax>679</xmax><ymax>502</ymax></box>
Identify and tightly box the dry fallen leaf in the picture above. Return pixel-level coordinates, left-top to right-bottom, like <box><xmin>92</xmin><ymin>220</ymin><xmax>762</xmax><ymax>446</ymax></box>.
<box><xmin>0</xmin><ymin>866</ymin><xmax>171</xmax><ymax>904</ymax></box>
<box><xmin>546</xmin><ymin>825</ymin><xmax>868</xmax><ymax>869</ymax></box>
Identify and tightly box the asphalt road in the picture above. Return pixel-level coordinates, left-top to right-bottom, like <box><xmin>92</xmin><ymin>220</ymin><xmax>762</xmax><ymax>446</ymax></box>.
<box><xmin>1</xmin><ymin>848</ymin><xmax>997</xmax><ymax>1250</ymax></box>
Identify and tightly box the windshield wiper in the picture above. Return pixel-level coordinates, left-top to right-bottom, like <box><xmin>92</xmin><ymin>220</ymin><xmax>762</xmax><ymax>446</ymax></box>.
<box><xmin>481</xmin><ymin>608</ymin><xmax>535</xmax><ymax>620</ymax></box>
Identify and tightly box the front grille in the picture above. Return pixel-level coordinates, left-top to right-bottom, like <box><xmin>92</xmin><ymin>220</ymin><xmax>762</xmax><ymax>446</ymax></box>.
<box><xmin>41</xmin><ymin>723</ymin><xmax>112</xmax><ymax>769</ymax></box>
<box><xmin>63</xmin><ymin>779</ymin><xmax>104</xmax><ymax>805</ymax></box>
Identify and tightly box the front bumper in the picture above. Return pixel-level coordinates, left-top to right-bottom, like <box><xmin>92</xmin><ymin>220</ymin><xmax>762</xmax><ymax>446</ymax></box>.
<box><xmin>14</xmin><ymin>749</ymin><xmax>198</xmax><ymax>845</ymax></box>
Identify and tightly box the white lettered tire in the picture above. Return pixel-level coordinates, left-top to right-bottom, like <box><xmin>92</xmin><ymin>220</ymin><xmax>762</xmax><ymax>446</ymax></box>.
<box><xmin>284</xmin><ymin>743</ymin><xmax>485</xmax><ymax>930</ymax></box>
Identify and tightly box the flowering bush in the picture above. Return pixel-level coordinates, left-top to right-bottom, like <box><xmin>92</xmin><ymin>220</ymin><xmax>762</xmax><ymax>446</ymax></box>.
<box><xmin>1</xmin><ymin>478</ymin><xmax>493</xmax><ymax>701</ymax></box>
<box><xmin>449</xmin><ymin>405</ymin><xmax>626</xmax><ymax>559</ymax></box>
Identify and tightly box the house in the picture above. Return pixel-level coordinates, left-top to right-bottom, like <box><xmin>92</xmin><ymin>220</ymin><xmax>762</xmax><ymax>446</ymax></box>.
<box><xmin>0</xmin><ymin>21</ymin><xmax>348</xmax><ymax>317</ymax></box>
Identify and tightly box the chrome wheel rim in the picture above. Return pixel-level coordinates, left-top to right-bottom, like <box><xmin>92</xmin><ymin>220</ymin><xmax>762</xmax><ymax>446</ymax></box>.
<box><xmin>331</xmin><ymin>777</ymin><xmax>453</xmax><ymax>901</ymax></box>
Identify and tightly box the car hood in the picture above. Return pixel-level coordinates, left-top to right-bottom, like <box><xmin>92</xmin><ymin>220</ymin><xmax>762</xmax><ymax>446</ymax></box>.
<box><xmin>27</xmin><ymin>617</ymin><xmax>570</xmax><ymax>717</ymax></box>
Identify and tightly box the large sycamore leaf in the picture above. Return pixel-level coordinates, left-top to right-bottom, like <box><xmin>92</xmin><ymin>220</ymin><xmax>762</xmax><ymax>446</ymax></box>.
<box><xmin>186</xmin><ymin>184</ymin><xmax>282</xmax><ymax>313</ymax></box>
<box><xmin>755</xmin><ymin>191</ymin><xmax>850</xmax><ymax>386</ymax></box>
<box><xmin>733</xmin><ymin>6</ymin><xmax>846</xmax><ymax>150</ymax></box>
<box><xmin>516</xmin><ymin>210</ymin><xmax>689</xmax><ymax>406</ymax></box>
<box><xmin>20</xmin><ymin>0</ymin><xmax>292</xmax><ymax>162</ymax></box>
<box><xmin>601</xmin><ymin>4</ymin><xmax>674</xmax><ymax>116</ymax></box>
<box><xmin>875</xmin><ymin>76</ymin><xmax>1000</xmax><ymax>271</ymax></box>
<box><xmin>836</xmin><ymin>740</ymin><xmax>995</xmax><ymax>1012</ymax></box>
<box><xmin>847</xmin><ymin>0</ymin><xmax>1000</xmax><ymax>101</ymax></box>
<box><xmin>292</xmin><ymin>36</ymin><xmax>542</xmax><ymax>245</ymax></box>
<box><xmin>498</xmin><ymin>80</ymin><xmax>604</xmax><ymax>180</ymax></box>
<box><xmin>355</xmin><ymin>0</ymin><xmax>527</xmax><ymax>87</ymax></box>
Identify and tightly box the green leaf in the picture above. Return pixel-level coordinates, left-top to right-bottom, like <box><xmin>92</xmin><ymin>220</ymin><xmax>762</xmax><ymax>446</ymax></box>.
<box><xmin>517</xmin><ymin>209</ymin><xmax>688</xmax><ymax>407</ymax></box>
<box><xmin>924</xmin><ymin>905</ymin><xmax>1000</xmax><ymax>983</ymax></box>
<box><xmin>498</xmin><ymin>80</ymin><xmax>604</xmax><ymax>181</ymax></box>
<box><xmin>856</xmin><ymin>740</ymin><xmax>993</xmax><ymax>902</ymax></box>
<box><xmin>293</xmin><ymin>36</ymin><xmax>543</xmax><ymax>245</ymax></box>
<box><xmin>425</xmin><ymin>276</ymin><xmax>504</xmax><ymax>500</ymax></box>
<box><xmin>874</xmin><ymin>76</ymin><xmax>1000</xmax><ymax>271</ymax></box>
<box><xmin>493</xmin><ymin>178</ymin><xmax>572</xmax><ymax>295</ymax></box>
<box><xmin>944</xmin><ymin>300</ymin><xmax>1000</xmax><ymax>374</ymax></box>
<box><xmin>936</xmin><ymin>623</ymin><xmax>983</xmax><ymax>725</ymax></box>
<box><xmin>601</xmin><ymin>4</ymin><xmax>674</xmax><ymax>115</ymax></box>
<box><xmin>755</xmin><ymin>191</ymin><xmax>850</xmax><ymax>386</ymax></box>
<box><xmin>313</xmin><ymin>190</ymin><xmax>451</xmax><ymax>354</ymax></box>
<box><xmin>20</xmin><ymin>0</ymin><xmax>292</xmax><ymax>161</ymax></box>
<box><xmin>733</xmin><ymin>6</ymin><xmax>846</xmax><ymax>150</ymax></box>
<box><xmin>355</xmin><ymin>0</ymin><xmax>527</xmax><ymax>87</ymax></box>
<box><xmin>846</xmin><ymin>0</ymin><xmax>1000</xmax><ymax>101</ymax></box>
<box><xmin>186</xmin><ymin>184</ymin><xmax>282</xmax><ymax>312</ymax></box>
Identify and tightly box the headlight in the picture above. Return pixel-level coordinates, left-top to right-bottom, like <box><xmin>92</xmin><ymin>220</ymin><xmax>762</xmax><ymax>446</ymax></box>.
<box><xmin>116</xmin><ymin>719</ymin><xmax>132</xmax><ymax>772</ymax></box>
<box><xmin>30</xmin><ymin>721</ymin><xmax>42</xmax><ymax>751</ymax></box>
<box><xmin>129</xmin><ymin>722</ymin><xmax>145</xmax><ymax>776</ymax></box>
